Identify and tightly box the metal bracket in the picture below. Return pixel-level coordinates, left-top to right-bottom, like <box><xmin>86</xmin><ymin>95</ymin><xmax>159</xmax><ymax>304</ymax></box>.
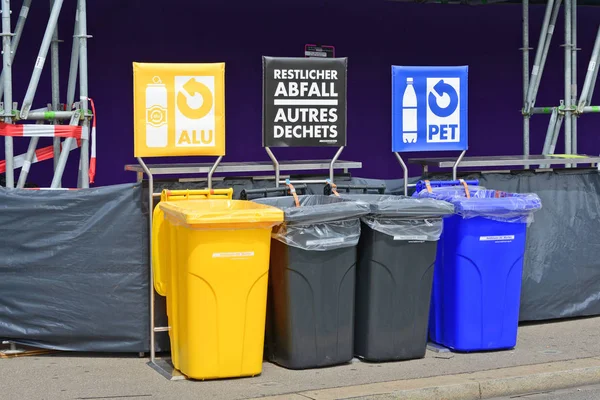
<box><xmin>207</xmin><ymin>156</ymin><xmax>223</xmax><ymax>190</ymax></box>
<box><xmin>394</xmin><ymin>152</ymin><xmax>409</xmax><ymax>196</ymax></box>
<box><xmin>452</xmin><ymin>150</ymin><xmax>467</xmax><ymax>180</ymax></box>
<box><xmin>265</xmin><ymin>146</ymin><xmax>346</xmax><ymax>188</ymax></box>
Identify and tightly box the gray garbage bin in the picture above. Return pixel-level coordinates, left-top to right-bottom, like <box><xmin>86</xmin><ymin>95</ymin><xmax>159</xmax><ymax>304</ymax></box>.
<box><xmin>335</xmin><ymin>194</ymin><xmax>454</xmax><ymax>362</ymax></box>
<box><xmin>252</xmin><ymin>195</ymin><xmax>370</xmax><ymax>369</ymax></box>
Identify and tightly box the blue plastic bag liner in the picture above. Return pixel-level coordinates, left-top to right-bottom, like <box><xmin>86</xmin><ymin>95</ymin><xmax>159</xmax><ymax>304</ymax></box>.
<box><xmin>416</xmin><ymin>188</ymin><xmax>542</xmax><ymax>224</ymax></box>
<box><xmin>252</xmin><ymin>195</ymin><xmax>370</xmax><ymax>251</ymax></box>
<box><xmin>414</xmin><ymin>180</ymin><xmax>479</xmax><ymax>195</ymax></box>
<box><xmin>334</xmin><ymin>194</ymin><xmax>454</xmax><ymax>241</ymax></box>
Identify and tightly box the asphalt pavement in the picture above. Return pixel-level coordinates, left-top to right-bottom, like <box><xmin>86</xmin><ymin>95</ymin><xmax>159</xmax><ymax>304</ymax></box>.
<box><xmin>489</xmin><ymin>384</ymin><xmax>600</xmax><ymax>400</ymax></box>
<box><xmin>1</xmin><ymin>317</ymin><xmax>600</xmax><ymax>400</ymax></box>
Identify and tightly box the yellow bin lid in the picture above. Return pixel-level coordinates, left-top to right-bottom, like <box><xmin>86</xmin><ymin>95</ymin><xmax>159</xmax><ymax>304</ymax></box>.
<box><xmin>159</xmin><ymin>199</ymin><xmax>284</xmax><ymax>230</ymax></box>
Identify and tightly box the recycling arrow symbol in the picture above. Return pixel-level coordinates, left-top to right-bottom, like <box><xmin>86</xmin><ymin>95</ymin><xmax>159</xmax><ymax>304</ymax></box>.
<box><xmin>177</xmin><ymin>78</ymin><xmax>213</xmax><ymax>120</ymax></box>
<box><xmin>428</xmin><ymin>79</ymin><xmax>458</xmax><ymax>118</ymax></box>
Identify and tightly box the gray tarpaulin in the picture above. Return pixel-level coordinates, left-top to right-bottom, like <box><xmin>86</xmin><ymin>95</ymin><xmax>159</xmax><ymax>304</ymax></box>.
<box><xmin>0</xmin><ymin>183</ymin><xmax>155</xmax><ymax>352</ymax></box>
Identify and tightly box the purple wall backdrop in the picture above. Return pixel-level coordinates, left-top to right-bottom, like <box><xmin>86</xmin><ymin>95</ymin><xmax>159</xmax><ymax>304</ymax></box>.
<box><xmin>3</xmin><ymin>0</ymin><xmax>600</xmax><ymax>187</ymax></box>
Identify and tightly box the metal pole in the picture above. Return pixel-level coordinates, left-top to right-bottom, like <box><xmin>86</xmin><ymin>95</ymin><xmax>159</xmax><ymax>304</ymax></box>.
<box><xmin>578</xmin><ymin>27</ymin><xmax>600</xmax><ymax>111</ymax></box>
<box><xmin>16</xmin><ymin>136</ymin><xmax>39</xmax><ymax>188</ymax></box>
<box><xmin>533</xmin><ymin>0</ymin><xmax>562</xmax><ymax>110</ymax></box>
<box><xmin>394</xmin><ymin>152</ymin><xmax>409</xmax><ymax>196</ymax></box>
<box><xmin>0</xmin><ymin>0</ymin><xmax>31</xmax><ymax>101</ymax></box>
<box><xmin>329</xmin><ymin>146</ymin><xmax>344</xmax><ymax>184</ymax></box>
<box><xmin>50</xmin><ymin>0</ymin><xmax>61</xmax><ymax>172</ymax></box>
<box><xmin>77</xmin><ymin>0</ymin><xmax>89</xmax><ymax>188</ymax></box>
<box><xmin>525</xmin><ymin>0</ymin><xmax>555</xmax><ymax>113</ymax></box>
<box><xmin>586</xmin><ymin>51</ymin><xmax>600</xmax><ymax>106</ymax></box>
<box><xmin>582</xmin><ymin>105</ymin><xmax>600</xmax><ymax>112</ymax></box>
<box><xmin>523</xmin><ymin>0</ymin><xmax>530</xmax><ymax>166</ymax></box>
<box><xmin>531</xmin><ymin>106</ymin><xmax>557</xmax><ymax>114</ymax></box>
<box><xmin>542</xmin><ymin>107</ymin><xmax>558</xmax><ymax>155</ymax></box>
<box><xmin>548</xmin><ymin>112</ymin><xmax>564</xmax><ymax>159</ymax></box>
<box><xmin>2</xmin><ymin>0</ymin><xmax>14</xmax><ymax>188</ymax></box>
<box><xmin>571</xmin><ymin>0</ymin><xmax>578</xmax><ymax>155</ymax></box>
<box><xmin>207</xmin><ymin>156</ymin><xmax>223</xmax><ymax>190</ymax></box>
<box><xmin>20</xmin><ymin>0</ymin><xmax>64</xmax><ymax>119</ymax></box>
<box><xmin>24</xmin><ymin>110</ymin><xmax>76</xmax><ymax>120</ymax></box>
<box><xmin>452</xmin><ymin>150</ymin><xmax>467</xmax><ymax>181</ymax></box>
<box><xmin>564</xmin><ymin>0</ymin><xmax>573</xmax><ymax>160</ymax></box>
<box><xmin>66</xmin><ymin>5</ymin><xmax>79</xmax><ymax>110</ymax></box>
<box><xmin>50</xmin><ymin>111</ymin><xmax>81</xmax><ymax>188</ymax></box>
<box><xmin>137</xmin><ymin>157</ymin><xmax>155</xmax><ymax>363</ymax></box>
<box><xmin>265</xmin><ymin>147</ymin><xmax>279</xmax><ymax>188</ymax></box>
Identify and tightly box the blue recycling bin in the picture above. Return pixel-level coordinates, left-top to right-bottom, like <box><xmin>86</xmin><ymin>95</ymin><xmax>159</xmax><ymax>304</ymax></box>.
<box><xmin>416</xmin><ymin>186</ymin><xmax>542</xmax><ymax>352</ymax></box>
<box><xmin>413</xmin><ymin>179</ymin><xmax>480</xmax><ymax>197</ymax></box>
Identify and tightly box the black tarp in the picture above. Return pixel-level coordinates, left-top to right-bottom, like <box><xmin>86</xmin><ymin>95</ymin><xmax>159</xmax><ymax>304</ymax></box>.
<box><xmin>0</xmin><ymin>183</ymin><xmax>154</xmax><ymax>352</ymax></box>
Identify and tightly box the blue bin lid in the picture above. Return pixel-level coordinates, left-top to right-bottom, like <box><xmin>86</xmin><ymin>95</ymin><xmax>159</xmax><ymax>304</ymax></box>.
<box><xmin>416</xmin><ymin>188</ymin><xmax>542</xmax><ymax>223</ymax></box>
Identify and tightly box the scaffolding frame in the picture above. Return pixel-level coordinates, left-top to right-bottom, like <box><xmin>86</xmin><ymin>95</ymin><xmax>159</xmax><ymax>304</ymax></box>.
<box><xmin>0</xmin><ymin>0</ymin><xmax>92</xmax><ymax>189</ymax></box>
<box><xmin>522</xmin><ymin>0</ymin><xmax>600</xmax><ymax>167</ymax></box>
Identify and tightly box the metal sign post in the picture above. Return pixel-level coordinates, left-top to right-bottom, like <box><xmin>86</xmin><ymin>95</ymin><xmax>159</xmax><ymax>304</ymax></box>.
<box><xmin>262</xmin><ymin>56</ymin><xmax>348</xmax><ymax>186</ymax></box>
<box><xmin>391</xmin><ymin>65</ymin><xmax>469</xmax><ymax>195</ymax></box>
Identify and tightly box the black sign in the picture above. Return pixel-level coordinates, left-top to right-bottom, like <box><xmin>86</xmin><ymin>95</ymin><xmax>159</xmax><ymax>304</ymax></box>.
<box><xmin>304</xmin><ymin>44</ymin><xmax>335</xmax><ymax>59</ymax></box>
<box><xmin>262</xmin><ymin>56</ymin><xmax>347</xmax><ymax>147</ymax></box>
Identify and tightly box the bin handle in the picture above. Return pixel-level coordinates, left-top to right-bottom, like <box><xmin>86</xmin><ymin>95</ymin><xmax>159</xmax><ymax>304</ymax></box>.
<box><xmin>325</xmin><ymin>179</ymin><xmax>340</xmax><ymax>197</ymax></box>
<box><xmin>151</xmin><ymin>206</ymin><xmax>168</xmax><ymax>297</ymax></box>
<box><xmin>458</xmin><ymin>179</ymin><xmax>471</xmax><ymax>199</ymax></box>
<box><xmin>424</xmin><ymin>180</ymin><xmax>433</xmax><ymax>193</ymax></box>
<box><xmin>160</xmin><ymin>188</ymin><xmax>233</xmax><ymax>202</ymax></box>
<box><xmin>285</xmin><ymin>179</ymin><xmax>301</xmax><ymax>207</ymax></box>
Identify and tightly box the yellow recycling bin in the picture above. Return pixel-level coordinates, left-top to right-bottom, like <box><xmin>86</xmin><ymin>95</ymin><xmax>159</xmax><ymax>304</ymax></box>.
<box><xmin>152</xmin><ymin>189</ymin><xmax>284</xmax><ymax>380</ymax></box>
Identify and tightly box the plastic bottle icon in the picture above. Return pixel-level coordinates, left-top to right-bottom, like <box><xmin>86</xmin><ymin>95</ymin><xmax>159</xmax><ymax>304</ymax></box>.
<box><xmin>402</xmin><ymin>77</ymin><xmax>418</xmax><ymax>143</ymax></box>
<box><xmin>145</xmin><ymin>76</ymin><xmax>168</xmax><ymax>148</ymax></box>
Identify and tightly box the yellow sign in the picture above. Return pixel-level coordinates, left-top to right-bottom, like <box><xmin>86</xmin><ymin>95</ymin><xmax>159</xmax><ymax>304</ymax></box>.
<box><xmin>133</xmin><ymin>62</ymin><xmax>225</xmax><ymax>157</ymax></box>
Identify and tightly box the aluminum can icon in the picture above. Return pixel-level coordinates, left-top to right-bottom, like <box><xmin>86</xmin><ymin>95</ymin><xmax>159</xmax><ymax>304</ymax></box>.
<box><xmin>145</xmin><ymin>76</ymin><xmax>168</xmax><ymax>148</ymax></box>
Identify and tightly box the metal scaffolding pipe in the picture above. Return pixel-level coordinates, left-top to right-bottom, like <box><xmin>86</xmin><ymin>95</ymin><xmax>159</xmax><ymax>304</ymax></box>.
<box><xmin>531</xmin><ymin>106</ymin><xmax>557</xmax><ymax>114</ymax></box>
<box><xmin>66</xmin><ymin>5</ymin><xmax>79</xmax><ymax>109</ymax></box>
<box><xmin>571</xmin><ymin>0</ymin><xmax>578</xmax><ymax>155</ymax></box>
<box><xmin>16</xmin><ymin>136</ymin><xmax>39</xmax><ymax>188</ymax></box>
<box><xmin>525</xmin><ymin>0</ymin><xmax>555</xmax><ymax>113</ymax></box>
<box><xmin>2</xmin><ymin>0</ymin><xmax>14</xmax><ymax>188</ymax></box>
<box><xmin>586</xmin><ymin>51</ymin><xmax>599</xmax><ymax>106</ymax></box>
<box><xmin>537</xmin><ymin>0</ymin><xmax>563</xmax><ymax>106</ymax></box>
<box><xmin>0</xmin><ymin>0</ymin><xmax>31</xmax><ymax>101</ymax></box>
<box><xmin>540</xmin><ymin>111</ymin><xmax>565</xmax><ymax>169</ymax></box>
<box><xmin>582</xmin><ymin>105</ymin><xmax>600</xmax><ymax>112</ymax></box>
<box><xmin>20</xmin><ymin>0</ymin><xmax>64</xmax><ymax>119</ymax></box>
<box><xmin>51</xmin><ymin>0</ymin><xmax>61</xmax><ymax>172</ymax></box>
<box><xmin>549</xmin><ymin>113</ymin><xmax>564</xmax><ymax>159</ymax></box>
<box><xmin>541</xmin><ymin>107</ymin><xmax>558</xmax><ymax>156</ymax></box>
<box><xmin>77</xmin><ymin>0</ymin><xmax>89</xmax><ymax>188</ymax></box>
<box><xmin>24</xmin><ymin>110</ymin><xmax>77</xmax><ymax>120</ymax></box>
<box><xmin>564</xmin><ymin>0</ymin><xmax>573</xmax><ymax>159</ymax></box>
<box><xmin>523</xmin><ymin>0</ymin><xmax>530</xmax><ymax>165</ymax></box>
<box><xmin>578</xmin><ymin>27</ymin><xmax>600</xmax><ymax>111</ymax></box>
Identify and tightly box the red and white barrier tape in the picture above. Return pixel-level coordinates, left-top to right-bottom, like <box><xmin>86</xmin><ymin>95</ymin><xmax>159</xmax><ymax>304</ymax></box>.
<box><xmin>88</xmin><ymin>98</ymin><xmax>96</xmax><ymax>184</ymax></box>
<box><xmin>0</xmin><ymin>97</ymin><xmax>97</xmax><ymax>184</ymax></box>
<box><xmin>0</xmin><ymin>139</ymin><xmax>80</xmax><ymax>174</ymax></box>
<box><xmin>0</xmin><ymin>123</ymin><xmax>84</xmax><ymax>139</ymax></box>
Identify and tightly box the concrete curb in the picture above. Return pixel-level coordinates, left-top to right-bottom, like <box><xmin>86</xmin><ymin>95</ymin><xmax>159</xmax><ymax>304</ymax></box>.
<box><xmin>251</xmin><ymin>357</ymin><xmax>600</xmax><ymax>400</ymax></box>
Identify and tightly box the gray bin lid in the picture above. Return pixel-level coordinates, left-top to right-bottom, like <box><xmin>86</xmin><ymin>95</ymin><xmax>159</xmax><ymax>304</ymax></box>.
<box><xmin>252</xmin><ymin>195</ymin><xmax>370</xmax><ymax>224</ymax></box>
<box><xmin>336</xmin><ymin>194</ymin><xmax>454</xmax><ymax>218</ymax></box>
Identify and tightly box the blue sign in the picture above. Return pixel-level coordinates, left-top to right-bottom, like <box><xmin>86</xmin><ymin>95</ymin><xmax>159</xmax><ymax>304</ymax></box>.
<box><xmin>392</xmin><ymin>66</ymin><xmax>468</xmax><ymax>153</ymax></box>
